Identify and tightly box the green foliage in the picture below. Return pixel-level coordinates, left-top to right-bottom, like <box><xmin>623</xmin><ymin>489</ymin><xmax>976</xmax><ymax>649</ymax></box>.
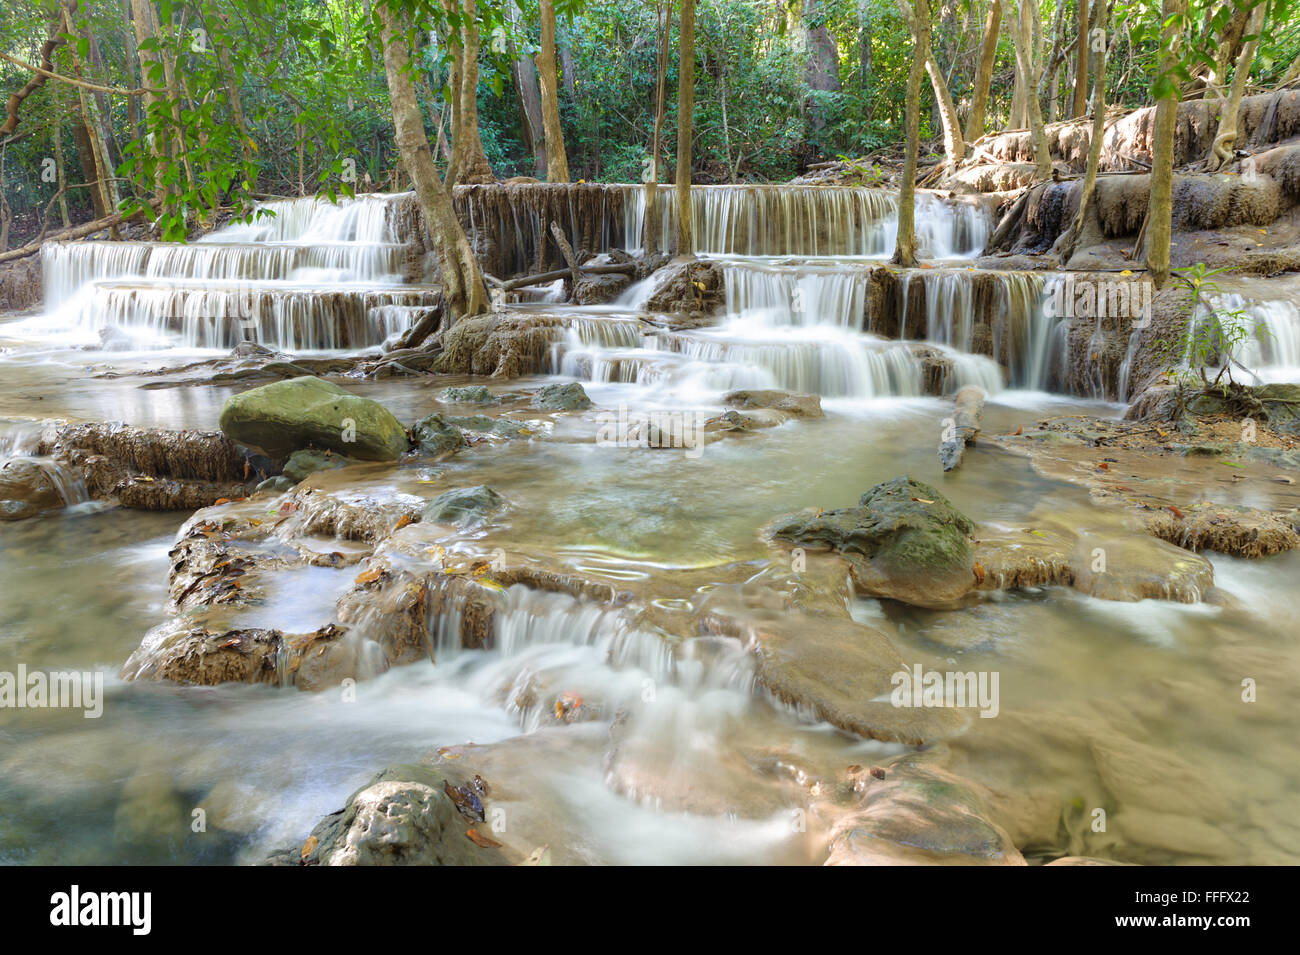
<box><xmin>1160</xmin><ymin>263</ymin><xmax>1272</xmax><ymax>390</ymax></box>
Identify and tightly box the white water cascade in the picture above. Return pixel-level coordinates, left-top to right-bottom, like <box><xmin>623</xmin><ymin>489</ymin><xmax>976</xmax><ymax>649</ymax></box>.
<box><xmin>32</xmin><ymin>193</ymin><xmax>424</xmax><ymax>350</ymax></box>
<box><xmin>1205</xmin><ymin>293</ymin><xmax>1300</xmax><ymax>383</ymax></box>
<box><xmin>621</xmin><ymin>184</ymin><xmax>989</xmax><ymax>259</ymax></box>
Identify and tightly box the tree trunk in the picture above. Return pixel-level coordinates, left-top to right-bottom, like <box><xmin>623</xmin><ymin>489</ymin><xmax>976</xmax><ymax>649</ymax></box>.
<box><xmin>129</xmin><ymin>0</ymin><xmax>168</xmax><ymax>196</ymax></box>
<box><xmin>1014</xmin><ymin>0</ymin><xmax>1053</xmax><ymax>179</ymax></box>
<box><xmin>893</xmin><ymin>0</ymin><xmax>930</xmax><ymax>267</ymax></box>
<box><xmin>1054</xmin><ymin>33</ymin><xmax>1107</xmax><ymax>263</ymax></box>
<box><xmin>676</xmin><ymin>0</ymin><xmax>696</xmax><ymax>257</ymax></box>
<box><xmin>804</xmin><ymin>0</ymin><xmax>842</xmax><ymax>138</ymax></box>
<box><xmin>896</xmin><ymin>0</ymin><xmax>965</xmax><ymax>162</ymax></box>
<box><xmin>378</xmin><ymin>2</ymin><xmax>488</xmax><ymax>320</ymax></box>
<box><xmin>1145</xmin><ymin>0</ymin><xmax>1186</xmax><ymax>289</ymax></box>
<box><xmin>451</xmin><ymin>0</ymin><xmax>495</xmax><ymax>184</ymax></box>
<box><xmin>1207</xmin><ymin>0</ymin><xmax>1266</xmax><ymax>170</ymax></box>
<box><xmin>644</xmin><ymin>0</ymin><xmax>670</xmax><ymax>256</ymax></box>
<box><xmin>1072</xmin><ymin>0</ymin><xmax>1090</xmax><ymax>117</ymax></box>
<box><xmin>966</xmin><ymin>0</ymin><xmax>1001</xmax><ymax>142</ymax></box>
<box><xmin>537</xmin><ymin>0</ymin><xmax>570</xmax><ymax>182</ymax></box>
<box><xmin>507</xmin><ymin>1</ymin><xmax>546</xmax><ymax>178</ymax></box>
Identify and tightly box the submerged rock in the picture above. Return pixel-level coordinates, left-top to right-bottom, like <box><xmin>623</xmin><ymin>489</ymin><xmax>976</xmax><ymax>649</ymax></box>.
<box><xmin>531</xmin><ymin>382</ymin><xmax>592</xmax><ymax>411</ymax></box>
<box><xmin>410</xmin><ymin>413</ymin><xmax>467</xmax><ymax>455</ymax></box>
<box><xmin>423</xmin><ymin>485</ymin><xmax>505</xmax><ymax>525</ymax></box>
<box><xmin>439</xmin><ymin>385</ymin><xmax>497</xmax><ymax>404</ymax></box>
<box><xmin>723</xmin><ymin>389</ymin><xmax>823</xmax><ymax>418</ymax></box>
<box><xmin>442</xmin><ymin>414</ymin><xmax>529</xmax><ymax>438</ymax></box>
<box><xmin>219</xmin><ymin>376</ymin><xmax>408</xmax><ymax>461</ymax></box>
<box><xmin>827</xmin><ymin>760</ymin><xmax>1025</xmax><ymax>866</ymax></box>
<box><xmin>773</xmin><ymin>476</ymin><xmax>977</xmax><ymax>609</ymax></box>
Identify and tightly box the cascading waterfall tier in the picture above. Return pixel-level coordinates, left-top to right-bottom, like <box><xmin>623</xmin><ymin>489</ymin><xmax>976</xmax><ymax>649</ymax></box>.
<box><xmin>35</xmin><ymin>193</ymin><xmax>423</xmax><ymax>350</ymax></box>
<box><xmin>622</xmin><ymin>184</ymin><xmax>989</xmax><ymax>259</ymax></box>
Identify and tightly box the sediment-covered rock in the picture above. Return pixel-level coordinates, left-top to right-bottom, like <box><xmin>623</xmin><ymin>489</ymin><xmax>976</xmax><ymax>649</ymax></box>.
<box><xmin>432</xmin><ymin>313</ymin><xmax>566</xmax><ymax>377</ymax></box>
<box><xmin>410</xmin><ymin>413</ymin><xmax>467</xmax><ymax>455</ymax></box>
<box><xmin>0</xmin><ymin>459</ymin><xmax>67</xmax><ymax>520</ymax></box>
<box><xmin>642</xmin><ymin>259</ymin><xmax>726</xmax><ymax>315</ymax></box>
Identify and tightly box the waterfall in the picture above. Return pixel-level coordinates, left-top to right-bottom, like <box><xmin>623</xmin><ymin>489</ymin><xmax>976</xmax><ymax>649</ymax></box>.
<box><xmin>622</xmin><ymin>185</ymin><xmax>987</xmax><ymax>258</ymax></box>
<box><xmin>31</xmin><ymin>193</ymin><xmax>421</xmax><ymax>350</ymax></box>
<box><xmin>1206</xmin><ymin>293</ymin><xmax>1300</xmax><ymax>381</ymax></box>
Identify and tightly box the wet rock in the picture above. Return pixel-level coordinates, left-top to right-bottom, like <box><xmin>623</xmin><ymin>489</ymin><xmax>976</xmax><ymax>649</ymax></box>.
<box><xmin>722</xmin><ymin>389</ymin><xmax>823</xmax><ymax>418</ymax></box>
<box><xmin>289</xmin><ymin>765</ymin><xmax>508</xmax><ymax>866</ymax></box>
<box><xmin>423</xmin><ymin>485</ymin><xmax>505</xmax><ymax>525</ymax></box>
<box><xmin>827</xmin><ymin>761</ymin><xmax>1025</xmax><ymax>866</ymax></box>
<box><xmin>0</xmin><ymin>459</ymin><xmax>65</xmax><ymax>520</ymax></box>
<box><xmin>531</xmin><ymin>382</ymin><xmax>592</xmax><ymax>411</ymax></box>
<box><xmin>282</xmin><ymin>449</ymin><xmax>351</xmax><ymax>483</ymax></box>
<box><xmin>772</xmin><ymin>476</ymin><xmax>977</xmax><ymax>609</ymax></box>
<box><xmin>410</xmin><ymin>413</ymin><xmax>466</xmax><ymax>455</ymax></box>
<box><xmin>219</xmin><ymin>376</ymin><xmax>408</xmax><ymax>461</ymax></box>
<box><xmin>439</xmin><ymin>385</ymin><xmax>497</xmax><ymax>404</ymax></box>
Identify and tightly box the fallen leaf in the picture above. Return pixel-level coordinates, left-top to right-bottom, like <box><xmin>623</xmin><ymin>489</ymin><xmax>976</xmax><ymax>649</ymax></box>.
<box><xmin>466</xmin><ymin>828</ymin><xmax>502</xmax><ymax>849</ymax></box>
<box><xmin>301</xmin><ymin>835</ymin><xmax>318</xmax><ymax>860</ymax></box>
<box><xmin>355</xmin><ymin>566</ymin><xmax>384</xmax><ymax>585</ymax></box>
<box><xmin>1169</xmin><ymin>505</ymin><xmax>1184</xmax><ymax>518</ymax></box>
<box><xmin>394</xmin><ymin>513</ymin><xmax>413</xmax><ymax>530</ymax></box>
<box><xmin>973</xmin><ymin>561</ymin><xmax>986</xmax><ymax>584</ymax></box>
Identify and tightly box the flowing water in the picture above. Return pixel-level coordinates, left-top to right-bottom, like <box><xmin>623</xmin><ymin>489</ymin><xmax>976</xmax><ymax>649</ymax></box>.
<box><xmin>2</xmin><ymin>188</ymin><xmax>1298</xmax><ymax>865</ymax></box>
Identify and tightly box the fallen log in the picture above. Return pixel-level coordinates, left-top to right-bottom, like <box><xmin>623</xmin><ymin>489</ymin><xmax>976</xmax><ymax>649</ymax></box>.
<box><xmin>500</xmin><ymin>262</ymin><xmax>635</xmax><ymax>291</ymax></box>
<box><xmin>939</xmin><ymin>385</ymin><xmax>986</xmax><ymax>471</ymax></box>
<box><xmin>0</xmin><ymin>200</ymin><xmax>160</xmax><ymax>264</ymax></box>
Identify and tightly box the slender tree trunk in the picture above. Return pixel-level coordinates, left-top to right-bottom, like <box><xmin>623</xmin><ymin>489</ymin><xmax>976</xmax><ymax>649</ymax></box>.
<box><xmin>378</xmin><ymin>2</ymin><xmax>488</xmax><ymax>319</ymax></box>
<box><xmin>537</xmin><ymin>0</ymin><xmax>570</xmax><ymax>182</ymax></box>
<box><xmin>1054</xmin><ymin>35</ymin><xmax>1107</xmax><ymax>263</ymax></box>
<box><xmin>1072</xmin><ymin>0</ymin><xmax>1090</xmax><ymax>117</ymax></box>
<box><xmin>129</xmin><ymin>0</ymin><xmax>168</xmax><ymax>196</ymax></box>
<box><xmin>896</xmin><ymin>0</ymin><xmax>965</xmax><ymax>162</ymax></box>
<box><xmin>966</xmin><ymin>0</ymin><xmax>1001</xmax><ymax>142</ymax></box>
<box><xmin>1014</xmin><ymin>0</ymin><xmax>1053</xmax><ymax>179</ymax></box>
<box><xmin>507</xmin><ymin>1</ymin><xmax>546</xmax><ymax>178</ymax></box>
<box><xmin>452</xmin><ymin>0</ymin><xmax>495</xmax><ymax>184</ymax></box>
<box><xmin>644</xmin><ymin>0</ymin><xmax>669</xmax><ymax>256</ymax></box>
<box><xmin>52</xmin><ymin>84</ymin><xmax>70</xmax><ymax>227</ymax></box>
<box><xmin>893</xmin><ymin>0</ymin><xmax>930</xmax><ymax>267</ymax></box>
<box><xmin>1145</xmin><ymin>0</ymin><xmax>1185</xmax><ymax>289</ymax></box>
<box><xmin>1207</xmin><ymin>0</ymin><xmax>1266</xmax><ymax>170</ymax></box>
<box><xmin>676</xmin><ymin>0</ymin><xmax>696</xmax><ymax>256</ymax></box>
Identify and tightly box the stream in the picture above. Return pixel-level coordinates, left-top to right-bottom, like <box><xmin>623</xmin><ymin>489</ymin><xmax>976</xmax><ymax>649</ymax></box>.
<box><xmin>1</xmin><ymin>186</ymin><xmax>1297</xmax><ymax>865</ymax></box>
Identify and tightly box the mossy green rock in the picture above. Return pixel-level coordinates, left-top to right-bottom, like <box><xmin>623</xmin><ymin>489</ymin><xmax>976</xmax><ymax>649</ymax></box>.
<box><xmin>773</xmin><ymin>475</ymin><xmax>977</xmax><ymax>609</ymax></box>
<box><xmin>219</xmin><ymin>377</ymin><xmax>407</xmax><ymax>461</ymax></box>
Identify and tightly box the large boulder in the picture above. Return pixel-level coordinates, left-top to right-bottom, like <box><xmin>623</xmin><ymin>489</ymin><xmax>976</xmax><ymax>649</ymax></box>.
<box><xmin>772</xmin><ymin>476</ymin><xmax>977</xmax><ymax>609</ymax></box>
<box><xmin>218</xmin><ymin>377</ymin><xmax>408</xmax><ymax>461</ymax></box>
